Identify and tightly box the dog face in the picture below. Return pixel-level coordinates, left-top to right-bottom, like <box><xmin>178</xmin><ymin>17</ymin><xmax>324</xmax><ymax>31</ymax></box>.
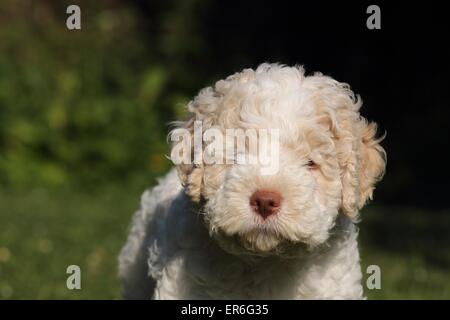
<box><xmin>170</xmin><ymin>64</ymin><xmax>386</xmax><ymax>254</ymax></box>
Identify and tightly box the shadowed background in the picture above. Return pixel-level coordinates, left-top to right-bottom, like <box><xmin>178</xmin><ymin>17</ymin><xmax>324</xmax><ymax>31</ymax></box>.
<box><xmin>0</xmin><ymin>0</ymin><xmax>449</xmax><ymax>299</ymax></box>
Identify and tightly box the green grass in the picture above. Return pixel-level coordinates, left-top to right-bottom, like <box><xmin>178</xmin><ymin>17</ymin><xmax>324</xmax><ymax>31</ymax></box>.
<box><xmin>0</xmin><ymin>187</ymin><xmax>141</xmax><ymax>299</ymax></box>
<box><xmin>0</xmin><ymin>188</ymin><xmax>449</xmax><ymax>299</ymax></box>
<box><xmin>360</xmin><ymin>206</ymin><xmax>450</xmax><ymax>299</ymax></box>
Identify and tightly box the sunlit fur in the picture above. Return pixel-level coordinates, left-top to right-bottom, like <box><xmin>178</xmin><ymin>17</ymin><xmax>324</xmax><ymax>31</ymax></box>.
<box><xmin>119</xmin><ymin>63</ymin><xmax>386</xmax><ymax>299</ymax></box>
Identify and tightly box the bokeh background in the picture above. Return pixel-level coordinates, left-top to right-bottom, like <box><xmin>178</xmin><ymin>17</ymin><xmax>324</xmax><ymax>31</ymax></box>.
<box><xmin>0</xmin><ymin>0</ymin><xmax>449</xmax><ymax>299</ymax></box>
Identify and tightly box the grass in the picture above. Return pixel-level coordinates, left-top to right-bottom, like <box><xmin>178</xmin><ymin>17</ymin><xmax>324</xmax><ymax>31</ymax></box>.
<box><xmin>0</xmin><ymin>187</ymin><xmax>140</xmax><ymax>299</ymax></box>
<box><xmin>0</xmin><ymin>187</ymin><xmax>449</xmax><ymax>299</ymax></box>
<box><xmin>359</xmin><ymin>206</ymin><xmax>450</xmax><ymax>299</ymax></box>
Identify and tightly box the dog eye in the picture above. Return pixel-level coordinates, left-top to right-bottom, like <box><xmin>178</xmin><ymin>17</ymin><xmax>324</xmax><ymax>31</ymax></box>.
<box><xmin>307</xmin><ymin>160</ymin><xmax>318</xmax><ymax>169</ymax></box>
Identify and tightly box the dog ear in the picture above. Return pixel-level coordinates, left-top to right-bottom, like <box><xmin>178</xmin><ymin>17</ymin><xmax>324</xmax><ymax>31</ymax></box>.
<box><xmin>313</xmin><ymin>76</ymin><xmax>386</xmax><ymax>218</ymax></box>
<box><xmin>356</xmin><ymin>121</ymin><xmax>386</xmax><ymax>211</ymax></box>
<box><xmin>340</xmin><ymin>118</ymin><xmax>386</xmax><ymax>218</ymax></box>
<box><xmin>169</xmin><ymin>118</ymin><xmax>205</xmax><ymax>203</ymax></box>
<box><xmin>169</xmin><ymin>84</ymin><xmax>225</xmax><ymax>203</ymax></box>
<box><xmin>177</xmin><ymin>163</ymin><xmax>204</xmax><ymax>203</ymax></box>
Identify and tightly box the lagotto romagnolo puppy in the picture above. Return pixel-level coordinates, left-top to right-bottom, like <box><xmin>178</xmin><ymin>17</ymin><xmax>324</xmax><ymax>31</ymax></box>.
<box><xmin>118</xmin><ymin>63</ymin><xmax>386</xmax><ymax>299</ymax></box>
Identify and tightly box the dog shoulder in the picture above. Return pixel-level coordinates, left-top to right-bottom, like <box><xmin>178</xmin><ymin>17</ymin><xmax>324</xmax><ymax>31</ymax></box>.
<box><xmin>118</xmin><ymin>168</ymin><xmax>183</xmax><ymax>299</ymax></box>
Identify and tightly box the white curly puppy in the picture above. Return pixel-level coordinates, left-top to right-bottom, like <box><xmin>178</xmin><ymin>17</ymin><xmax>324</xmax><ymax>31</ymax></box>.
<box><xmin>118</xmin><ymin>63</ymin><xmax>386</xmax><ymax>299</ymax></box>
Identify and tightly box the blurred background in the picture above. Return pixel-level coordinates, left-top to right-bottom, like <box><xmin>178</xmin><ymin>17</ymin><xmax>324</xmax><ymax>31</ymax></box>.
<box><xmin>0</xmin><ymin>0</ymin><xmax>449</xmax><ymax>299</ymax></box>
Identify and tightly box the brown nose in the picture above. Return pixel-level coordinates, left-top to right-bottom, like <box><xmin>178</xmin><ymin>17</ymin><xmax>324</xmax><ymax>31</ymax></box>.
<box><xmin>250</xmin><ymin>190</ymin><xmax>282</xmax><ymax>219</ymax></box>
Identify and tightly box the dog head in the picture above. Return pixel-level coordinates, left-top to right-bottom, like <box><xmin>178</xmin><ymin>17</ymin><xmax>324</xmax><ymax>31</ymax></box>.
<box><xmin>169</xmin><ymin>63</ymin><xmax>386</xmax><ymax>255</ymax></box>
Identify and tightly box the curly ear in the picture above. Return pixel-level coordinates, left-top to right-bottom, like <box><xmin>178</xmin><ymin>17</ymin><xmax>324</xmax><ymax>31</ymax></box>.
<box><xmin>310</xmin><ymin>74</ymin><xmax>386</xmax><ymax>218</ymax></box>
<box><xmin>357</xmin><ymin>121</ymin><xmax>386</xmax><ymax>209</ymax></box>
<box><xmin>341</xmin><ymin>119</ymin><xmax>386</xmax><ymax>218</ymax></box>
<box><xmin>169</xmin><ymin>84</ymin><xmax>222</xmax><ymax>203</ymax></box>
<box><xmin>177</xmin><ymin>163</ymin><xmax>204</xmax><ymax>203</ymax></box>
<box><xmin>169</xmin><ymin>118</ymin><xmax>205</xmax><ymax>203</ymax></box>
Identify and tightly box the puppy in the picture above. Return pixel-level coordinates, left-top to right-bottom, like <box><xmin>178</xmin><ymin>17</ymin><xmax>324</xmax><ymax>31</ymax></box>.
<box><xmin>118</xmin><ymin>63</ymin><xmax>386</xmax><ymax>299</ymax></box>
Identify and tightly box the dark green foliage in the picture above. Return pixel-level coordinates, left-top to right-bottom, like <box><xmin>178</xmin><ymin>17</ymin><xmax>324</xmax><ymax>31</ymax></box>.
<box><xmin>0</xmin><ymin>1</ymin><xmax>181</xmax><ymax>189</ymax></box>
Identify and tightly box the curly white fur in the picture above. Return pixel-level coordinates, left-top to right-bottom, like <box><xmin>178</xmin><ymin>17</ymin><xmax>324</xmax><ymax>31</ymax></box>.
<box><xmin>118</xmin><ymin>63</ymin><xmax>386</xmax><ymax>299</ymax></box>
